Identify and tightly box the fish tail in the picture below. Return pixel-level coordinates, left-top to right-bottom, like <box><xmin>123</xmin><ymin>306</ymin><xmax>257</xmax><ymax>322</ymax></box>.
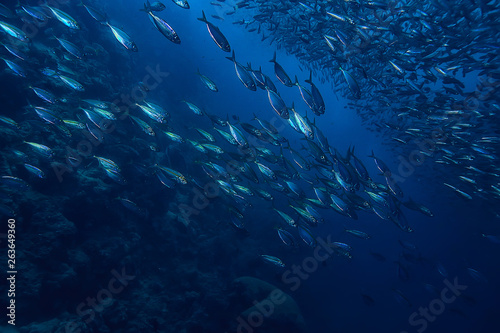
<box><xmin>225</xmin><ymin>50</ymin><xmax>235</xmax><ymax>62</ymax></box>
<box><xmin>197</xmin><ymin>10</ymin><xmax>208</xmax><ymax>23</ymax></box>
<box><xmin>269</xmin><ymin>51</ymin><xmax>276</xmax><ymax>63</ymax></box>
<box><xmin>305</xmin><ymin>70</ymin><xmax>313</xmax><ymax>84</ymax></box>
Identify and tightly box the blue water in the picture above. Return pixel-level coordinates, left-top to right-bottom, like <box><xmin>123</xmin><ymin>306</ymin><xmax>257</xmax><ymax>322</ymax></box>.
<box><xmin>0</xmin><ymin>0</ymin><xmax>499</xmax><ymax>332</ymax></box>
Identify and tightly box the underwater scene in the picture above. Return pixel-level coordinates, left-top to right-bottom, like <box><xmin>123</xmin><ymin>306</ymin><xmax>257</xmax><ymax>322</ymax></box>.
<box><xmin>0</xmin><ymin>0</ymin><xmax>499</xmax><ymax>332</ymax></box>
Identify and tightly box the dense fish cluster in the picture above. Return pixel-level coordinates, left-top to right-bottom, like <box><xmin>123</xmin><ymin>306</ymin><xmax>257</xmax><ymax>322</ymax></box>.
<box><xmin>0</xmin><ymin>0</ymin><xmax>433</xmax><ymax>265</ymax></box>
<box><xmin>0</xmin><ymin>0</ymin><xmax>495</xmax><ymax>331</ymax></box>
<box><xmin>227</xmin><ymin>0</ymin><xmax>500</xmax><ymax>214</ymax></box>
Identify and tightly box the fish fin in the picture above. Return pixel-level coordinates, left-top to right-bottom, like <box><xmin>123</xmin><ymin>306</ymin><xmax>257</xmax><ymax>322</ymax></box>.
<box><xmin>294</xmin><ymin>75</ymin><xmax>299</xmax><ymax>86</ymax></box>
<box><xmin>197</xmin><ymin>10</ymin><xmax>208</xmax><ymax>23</ymax></box>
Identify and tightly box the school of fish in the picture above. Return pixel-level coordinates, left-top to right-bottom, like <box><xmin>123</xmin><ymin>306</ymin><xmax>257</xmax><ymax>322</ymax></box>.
<box><xmin>0</xmin><ymin>0</ymin><xmax>496</xmax><ymax>312</ymax></box>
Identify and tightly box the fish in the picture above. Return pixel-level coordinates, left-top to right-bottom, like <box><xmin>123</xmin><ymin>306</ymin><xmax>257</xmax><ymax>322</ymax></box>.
<box><xmin>143</xmin><ymin>5</ymin><xmax>181</xmax><ymax>44</ymax></box>
<box><xmin>197</xmin><ymin>69</ymin><xmax>218</xmax><ymax>92</ymax></box>
<box><xmin>274</xmin><ymin>208</ymin><xmax>296</xmax><ymax>227</ymax></box>
<box><xmin>266</xmin><ymin>89</ymin><xmax>288</xmax><ymax>119</ymax></box>
<box><xmin>80</xmin><ymin>2</ymin><xmax>107</xmax><ymax>23</ymax></box>
<box><xmin>305</xmin><ymin>72</ymin><xmax>325</xmax><ymax>115</ymax></box>
<box><xmin>277</xmin><ymin>228</ymin><xmax>295</xmax><ymax>247</ymax></box>
<box><xmin>140</xmin><ymin>1</ymin><xmax>166</xmax><ymax>12</ymax></box>
<box><xmin>55</xmin><ymin>37</ymin><xmax>83</xmax><ymax>59</ymax></box>
<box><xmin>58</xmin><ymin>74</ymin><xmax>84</xmax><ymax>91</ymax></box>
<box><xmin>182</xmin><ymin>101</ymin><xmax>203</xmax><ymax>115</ymax></box>
<box><xmin>298</xmin><ymin>225</ymin><xmax>317</xmax><ymax>247</ymax></box>
<box><xmin>260</xmin><ymin>255</ymin><xmax>285</xmax><ymax>267</ymax></box>
<box><xmin>117</xmin><ymin>198</ymin><xmax>147</xmax><ymax>216</ymax></box>
<box><xmin>293</xmin><ymin>75</ymin><xmax>315</xmax><ymax>112</ymax></box>
<box><xmin>344</xmin><ymin>229</ymin><xmax>370</xmax><ymax>239</ymax></box>
<box><xmin>197</xmin><ymin>10</ymin><xmax>230</xmax><ymax>52</ymax></box>
<box><xmin>30</xmin><ymin>87</ymin><xmax>56</xmax><ymax>104</ymax></box>
<box><xmin>0</xmin><ymin>176</ymin><xmax>30</xmax><ymax>191</ymax></box>
<box><xmin>24</xmin><ymin>141</ymin><xmax>54</xmax><ymax>159</ymax></box>
<box><xmin>43</xmin><ymin>5</ymin><xmax>80</xmax><ymax>29</ymax></box>
<box><xmin>1</xmin><ymin>58</ymin><xmax>26</xmax><ymax>77</ymax></box>
<box><xmin>1</xmin><ymin>43</ymin><xmax>26</xmax><ymax>60</ymax></box>
<box><xmin>130</xmin><ymin>115</ymin><xmax>155</xmax><ymax>136</ymax></box>
<box><xmin>339</xmin><ymin>67</ymin><xmax>360</xmax><ymax>99</ymax></box>
<box><xmin>0</xmin><ymin>21</ymin><xmax>28</xmax><ymax>42</ymax></box>
<box><xmin>290</xmin><ymin>104</ymin><xmax>313</xmax><ymax>140</ymax></box>
<box><xmin>106</xmin><ymin>23</ymin><xmax>138</xmax><ymax>52</ymax></box>
<box><xmin>443</xmin><ymin>183</ymin><xmax>472</xmax><ymax>200</ymax></box>
<box><xmin>227</xmin><ymin>121</ymin><xmax>248</xmax><ymax>148</ymax></box>
<box><xmin>155</xmin><ymin>164</ymin><xmax>187</xmax><ymax>184</ymax></box>
<box><xmin>171</xmin><ymin>0</ymin><xmax>190</xmax><ymax>9</ymax></box>
<box><xmin>20</xmin><ymin>5</ymin><xmax>48</xmax><ymax>22</ymax></box>
<box><xmin>269</xmin><ymin>51</ymin><xmax>292</xmax><ymax>87</ymax></box>
<box><xmin>225</xmin><ymin>51</ymin><xmax>256</xmax><ymax>91</ymax></box>
<box><xmin>0</xmin><ymin>115</ymin><xmax>18</xmax><ymax>129</ymax></box>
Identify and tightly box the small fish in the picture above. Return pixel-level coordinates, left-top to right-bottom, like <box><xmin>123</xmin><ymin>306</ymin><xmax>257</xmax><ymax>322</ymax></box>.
<box><xmin>58</xmin><ymin>74</ymin><xmax>84</xmax><ymax>91</ymax></box>
<box><xmin>0</xmin><ymin>21</ymin><xmax>29</xmax><ymax>42</ymax></box>
<box><xmin>43</xmin><ymin>5</ymin><xmax>80</xmax><ymax>29</ymax></box>
<box><xmin>1</xmin><ymin>58</ymin><xmax>26</xmax><ymax>77</ymax></box>
<box><xmin>130</xmin><ymin>115</ymin><xmax>155</xmax><ymax>136</ymax></box>
<box><xmin>140</xmin><ymin>1</ymin><xmax>166</xmax><ymax>12</ymax></box>
<box><xmin>225</xmin><ymin>51</ymin><xmax>256</xmax><ymax>91</ymax></box>
<box><xmin>117</xmin><ymin>198</ymin><xmax>147</xmax><ymax>216</ymax></box>
<box><xmin>467</xmin><ymin>267</ymin><xmax>487</xmax><ymax>283</ymax></box>
<box><xmin>481</xmin><ymin>233</ymin><xmax>500</xmax><ymax>244</ymax></box>
<box><xmin>106</xmin><ymin>23</ymin><xmax>138</xmax><ymax>52</ymax></box>
<box><xmin>20</xmin><ymin>5</ymin><xmax>48</xmax><ymax>22</ymax></box>
<box><xmin>0</xmin><ymin>115</ymin><xmax>18</xmax><ymax>129</ymax></box>
<box><xmin>260</xmin><ymin>254</ymin><xmax>285</xmax><ymax>267</ymax></box>
<box><xmin>227</xmin><ymin>121</ymin><xmax>248</xmax><ymax>148</ymax></box>
<box><xmin>194</xmin><ymin>128</ymin><xmax>215</xmax><ymax>142</ymax></box>
<box><xmin>183</xmin><ymin>101</ymin><xmax>203</xmax><ymax>115</ymax></box>
<box><xmin>94</xmin><ymin>156</ymin><xmax>121</xmax><ymax>173</ymax></box>
<box><xmin>24</xmin><ymin>163</ymin><xmax>45</xmax><ymax>178</ymax></box>
<box><xmin>298</xmin><ymin>225</ymin><xmax>317</xmax><ymax>247</ymax></box>
<box><xmin>55</xmin><ymin>37</ymin><xmax>83</xmax><ymax>59</ymax></box>
<box><xmin>269</xmin><ymin>51</ymin><xmax>292</xmax><ymax>87</ymax></box>
<box><xmin>24</xmin><ymin>141</ymin><xmax>54</xmax><ymax>159</ymax></box>
<box><xmin>30</xmin><ymin>86</ymin><xmax>56</xmax><ymax>104</ymax></box>
<box><xmin>81</xmin><ymin>3</ymin><xmax>107</xmax><ymax>23</ymax></box>
<box><xmin>155</xmin><ymin>164</ymin><xmax>187</xmax><ymax>184</ymax></box>
<box><xmin>171</xmin><ymin>0</ymin><xmax>190</xmax><ymax>9</ymax></box>
<box><xmin>443</xmin><ymin>183</ymin><xmax>472</xmax><ymax>200</ymax></box>
<box><xmin>142</xmin><ymin>5</ymin><xmax>181</xmax><ymax>44</ymax></box>
<box><xmin>1</xmin><ymin>43</ymin><xmax>26</xmax><ymax>60</ymax></box>
<box><xmin>277</xmin><ymin>228</ymin><xmax>295</xmax><ymax>246</ymax></box>
<box><xmin>197</xmin><ymin>10</ymin><xmax>230</xmax><ymax>52</ymax></box>
<box><xmin>0</xmin><ymin>176</ymin><xmax>30</xmax><ymax>190</ymax></box>
<box><xmin>340</xmin><ymin>66</ymin><xmax>360</xmax><ymax>98</ymax></box>
<box><xmin>344</xmin><ymin>229</ymin><xmax>370</xmax><ymax>239</ymax></box>
<box><xmin>266</xmin><ymin>89</ymin><xmax>289</xmax><ymax>119</ymax></box>
<box><xmin>197</xmin><ymin>69</ymin><xmax>218</xmax><ymax>92</ymax></box>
